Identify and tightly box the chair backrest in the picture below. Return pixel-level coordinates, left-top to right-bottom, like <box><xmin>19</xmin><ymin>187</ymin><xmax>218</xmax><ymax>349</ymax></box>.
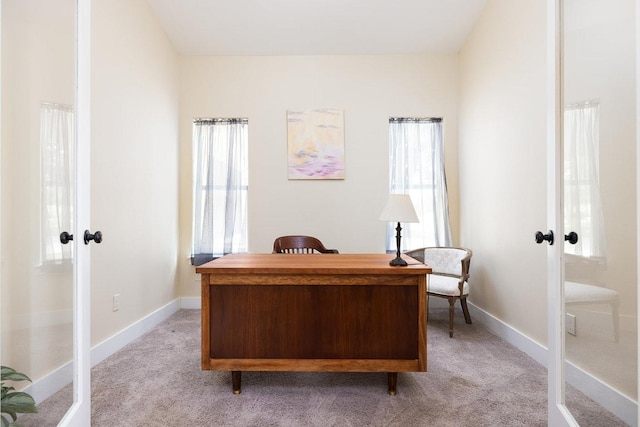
<box><xmin>272</xmin><ymin>235</ymin><xmax>339</xmax><ymax>254</ymax></box>
<box><xmin>410</xmin><ymin>247</ymin><xmax>472</xmax><ymax>280</ymax></box>
<box><xmin>564</xmin><ymin>253</ymin><xmax>606</xmax><ymax>286</ymax></box>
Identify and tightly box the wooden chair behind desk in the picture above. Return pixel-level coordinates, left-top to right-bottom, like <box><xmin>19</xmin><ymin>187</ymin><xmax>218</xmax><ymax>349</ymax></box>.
<box><xmin>272</xmin><ymin>235</ymin><xmax>339</xmax><ymax>254</ymax></box>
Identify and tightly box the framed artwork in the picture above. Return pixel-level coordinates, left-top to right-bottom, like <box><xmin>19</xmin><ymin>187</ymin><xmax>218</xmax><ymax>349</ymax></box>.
<box><xmin>287</xmin><ymin>108</ymin><xmax>345</xmax><ymax>179</ymax></box>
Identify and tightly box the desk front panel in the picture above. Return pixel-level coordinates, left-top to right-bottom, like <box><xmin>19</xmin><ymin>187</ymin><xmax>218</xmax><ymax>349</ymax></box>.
<box><xmin>209</xmin><ymin>283</ymin><xmax>418</xmax><ymax>360</ymax></box>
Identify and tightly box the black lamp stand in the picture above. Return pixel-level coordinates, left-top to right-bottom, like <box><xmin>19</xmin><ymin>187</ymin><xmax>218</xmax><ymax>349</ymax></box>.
<box><xmin>389</xmin><ymin>221</ymin><xmax>407</xmax><ymax>266</ymax></box>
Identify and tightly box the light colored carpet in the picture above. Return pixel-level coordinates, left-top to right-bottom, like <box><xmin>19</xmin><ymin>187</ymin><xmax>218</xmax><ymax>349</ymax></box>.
<box><xmin>20</xmin><ymin>308</ymin><xmax>627</xmax><ymax>426</ymax></box>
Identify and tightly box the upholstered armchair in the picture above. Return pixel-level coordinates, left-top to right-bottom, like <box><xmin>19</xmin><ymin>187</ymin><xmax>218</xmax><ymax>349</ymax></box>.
<box><xmin>405</xmin><ymin>247</ymin><xmax>473</xmax><ymax>338</ymax></box>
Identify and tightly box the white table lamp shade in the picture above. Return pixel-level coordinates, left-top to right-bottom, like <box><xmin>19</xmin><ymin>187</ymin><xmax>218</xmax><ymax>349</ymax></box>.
<box><xmin>379</xmin><ymin>194</ymin><xmax>419</xmax><ymax>223</ymax></box>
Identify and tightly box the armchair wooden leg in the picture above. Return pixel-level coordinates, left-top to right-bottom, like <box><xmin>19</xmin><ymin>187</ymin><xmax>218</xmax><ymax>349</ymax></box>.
<box><xmin>448</xmin><ymin>297</ymin><xmax>455</xmax><ymax>338</ymax></box>
<box><xmin>460</xmin><ymin>297</ymin><xmax>472</xmax><ymax>324</ymax></box>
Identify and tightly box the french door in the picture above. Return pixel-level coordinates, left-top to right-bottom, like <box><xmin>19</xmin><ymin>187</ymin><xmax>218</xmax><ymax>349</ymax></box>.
<box><xmin>1</xmin><ymin>0</ymin><xmax>91</xmax><ymax>425</ymax></box>
<box><xmin>60</xmin><ymin>0</ymin><xmax>91</xmax><ymax>424</ymax></box>
<box><xmin>546</xmin><ymin>0</ymin><xmax>638</xmax><ymax>425</ymax></box>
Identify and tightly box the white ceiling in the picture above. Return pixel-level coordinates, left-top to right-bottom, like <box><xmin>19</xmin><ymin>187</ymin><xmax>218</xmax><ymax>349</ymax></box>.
<box><xmin>146</xmin><ymin>0</ymin><xmax>487</xmax><ymax>56</ymax></box>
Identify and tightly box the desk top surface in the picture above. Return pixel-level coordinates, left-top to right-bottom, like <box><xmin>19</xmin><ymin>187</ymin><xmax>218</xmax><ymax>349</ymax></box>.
<box><xmin>196</xmin><ymin>253</ymin><xmax>431</xmax><ymax>275</ymax></box>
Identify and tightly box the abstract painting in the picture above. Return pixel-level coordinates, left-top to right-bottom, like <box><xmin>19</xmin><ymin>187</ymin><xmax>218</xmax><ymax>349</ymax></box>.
<box><xmin>287</xmin><ymin>108</ymin><xmax>345</xmax><ymax>179</ymax></box>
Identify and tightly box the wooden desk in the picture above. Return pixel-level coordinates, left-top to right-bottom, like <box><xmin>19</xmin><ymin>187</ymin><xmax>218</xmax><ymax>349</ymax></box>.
<box><xmin>196</xmin><ymin>253</ymin><xmax>430</xmax><ymax>394</ymax></box>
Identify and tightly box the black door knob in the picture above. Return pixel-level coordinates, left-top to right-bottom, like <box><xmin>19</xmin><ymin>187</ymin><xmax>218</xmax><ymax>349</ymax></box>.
<box><xmin>535</xmin><ymin>230</ymin><xmax>554</xmax><ymax>245</ymax></box>
<box><xmin>565</xmin><ymin>231</ymin><xmax>578</xmax><ymax>245</ymax></box>
<box><xmin>60</xmin><ymin>232</ymin><xmax>73</xmax><ymax>245</ymax></box>
<box><xmin>84</xmin><ymin>230</ymin><xmax>103</xmax><ymax>244</ymax></box>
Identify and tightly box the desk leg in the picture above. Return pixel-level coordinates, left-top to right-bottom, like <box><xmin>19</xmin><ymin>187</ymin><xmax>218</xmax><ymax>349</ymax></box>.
<box><xmin>232</xmin><ymin>371</ymin><xmax>241</xmax><ymax>394</ymax></box>
<box><xmin>387</xmin><ymin>372</ymin><xmax>397</xmax><ymax>395</ymax></box>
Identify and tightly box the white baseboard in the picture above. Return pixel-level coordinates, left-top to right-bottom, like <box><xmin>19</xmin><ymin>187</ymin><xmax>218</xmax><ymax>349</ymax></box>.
<box><xmin>180</xmin><ymin>296</ymin><xmax>201</xmax><ymax>309</ymax></box>
<box><xmin>91</xmin><ymin>299</ymin><xmax>182</xmax><ymax>367</ymax></box>
<box><xmin>466</xmin><ymin>302</ymin><xmax>549</xmax><ymax>367</ymax></box>
<box><xmin>468</xmin><ymin>302</ymin><xmax>638</xmax><ymax>426</ymax></box>
<box><xmin>565</xmin><ymin>360</ymin><xmax>637</xmax><ymax>426</ymax></box>
<box><xmin>26</xmin><ymin>360</ymin><xmax>74</xmax><ymax>405</ymax></box>
<box><xmin>27</xmin><ymin>298</ymin><xmax>184</xmax><ymax>405</ymax></box>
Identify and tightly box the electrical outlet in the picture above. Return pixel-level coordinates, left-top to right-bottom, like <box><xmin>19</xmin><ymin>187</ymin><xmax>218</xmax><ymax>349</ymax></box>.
<box><xmin>113</xmin><ymin>294</ymin><xmax>120</xmax><ymax>312</ymax></box>
<box><xmin>566</xmin><ymin>313</ymin><xmax>576</xmax><ymax>336</ymax></box>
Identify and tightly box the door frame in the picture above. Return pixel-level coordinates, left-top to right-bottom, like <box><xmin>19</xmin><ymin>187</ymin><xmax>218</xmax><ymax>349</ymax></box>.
<box><xmin>546</xmin><ymin>0</ymin><xmax>577</xmax><ymax>425</ymax></box>
<box><xmin>637</xmin><ymin>2</ymin><xmax>640</xmax><ymax>425</ymax></box>
<box><xmin>57</xmin><ymin>0</ymin><xmax>91</xmax><ymax>424</ymax></box>
<box><xmin>637</xmin><ymin>0</ymin><xmax>640</xmax><ymax>423</ymax></box>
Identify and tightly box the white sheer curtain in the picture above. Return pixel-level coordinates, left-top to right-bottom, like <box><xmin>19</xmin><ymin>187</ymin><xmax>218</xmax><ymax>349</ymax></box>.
<box><xmin>387</xmin><ymin>118</ymin><xmax>452</xmax><ymax>252</ymax></box>
<box><xmin>192</xmin><ymin>118</ymin><xmax>248</xmax><ymax>264</ymax></box>
<box><xmin>564</xmin><ymin>101</ymin><xmax>605</xmax><ymax>258</ymax></box>
<box><xmin>40</xmin><ymin>103</ymin><xmax>74</xmax><ymax>264</ymax></box>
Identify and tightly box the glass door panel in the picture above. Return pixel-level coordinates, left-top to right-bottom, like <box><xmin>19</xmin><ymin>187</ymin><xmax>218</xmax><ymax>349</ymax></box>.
<box><xmin>1</xmin><ymin>0</ymin><xmax>81</xmax><ymax>425</ymax></box>
<box><xmin>562</xmin><ymin>0</ymin><xmax>637</xmax><ymax>424</ymax></box>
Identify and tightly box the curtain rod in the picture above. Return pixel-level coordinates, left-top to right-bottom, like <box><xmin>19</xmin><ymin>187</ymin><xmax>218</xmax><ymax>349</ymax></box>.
<box><xmin>564</xmin><ymin>99</ymin><xmax>599</xmax><ymax>110</ymax></box>
<box><xmin>41</xmin><ymin>102</ymin><xmax>74</xmax><ymax>112</ymax></box>
<box><xmin>194</xmin><ymin>118</ymin><xmax>248</xmax><ymax>124</ymax></box>
<box><xmin>389</xmin><ymin>117</ymin><xmax>442</xmax><ymax>123</ymax></box>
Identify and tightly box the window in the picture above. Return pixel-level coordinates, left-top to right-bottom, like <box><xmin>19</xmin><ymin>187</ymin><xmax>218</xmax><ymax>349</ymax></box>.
<box><xmin>564</xmin><ymin>101</ymin><xmax>605</xmax><ymax>258</ymax></box>
<box><xmin>40</xmin><ymin>102</ymin><xmax>74</xmax><ymax>264</ymax></box>
<box><xmin>386</xmin><ymin>117</ymin><xmax>452</xmax><ymax>252</ymax></box>
<box><xmin>191</xmin><ymin>118</ymin><xmax>248</xmax><ymax>265</ymax></box>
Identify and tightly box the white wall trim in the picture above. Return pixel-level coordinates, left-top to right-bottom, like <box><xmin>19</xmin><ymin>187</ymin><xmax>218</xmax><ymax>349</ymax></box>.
<box><xmin>25</xmin><ymin>360</ymin><xmax>74</xmax><ymax>405</ymax></box>
<box><xmin>180</xmin><ymin>296</ymin><xmax>201</xmax><ymax>309</ymax></box>
<box><xmin>26</xmin><ymin>298</ymin><xmax>183</xmax><ymax>405</ymax></box>
<box><xmin>90</xmin><ymin>299</ymin><xmax>181</xmax><ymax>367</ymax></box>
<box><xmin>467</xmin><ymin>302</ymin><xmax>549</xmax><ymax>367</ymax></box>
<box><xmin>565</xmin><ymin>361</ymin><xmax>637</xmax><ymax>426</ymax></box>
<box><xmin>469</xmin><ymin>302</ymin><xmax>638</xmax><ymax>426</ymax></box>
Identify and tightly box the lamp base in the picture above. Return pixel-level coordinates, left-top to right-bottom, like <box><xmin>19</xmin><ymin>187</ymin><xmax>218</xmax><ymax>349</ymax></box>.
<box><xmin>389</xmin><ymin>255</ymin><xmax>408</xmax><ymax>267</ymax></box>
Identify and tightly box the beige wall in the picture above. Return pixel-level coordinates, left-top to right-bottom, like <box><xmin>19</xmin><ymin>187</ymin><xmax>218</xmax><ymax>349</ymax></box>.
<box><xmin>90</xmin><ymin>0</ymin><xmax>180</xmax><ymax>345</ymax></box>
<box><xmin>458</xmin><ymin>0</ymin><xmax>548</xmax><ymax>344</ymax></box>
<box><xmin>177</xmin><ymin>54</ymin><xmax>460</xmax><ymax>296</ymax></box>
